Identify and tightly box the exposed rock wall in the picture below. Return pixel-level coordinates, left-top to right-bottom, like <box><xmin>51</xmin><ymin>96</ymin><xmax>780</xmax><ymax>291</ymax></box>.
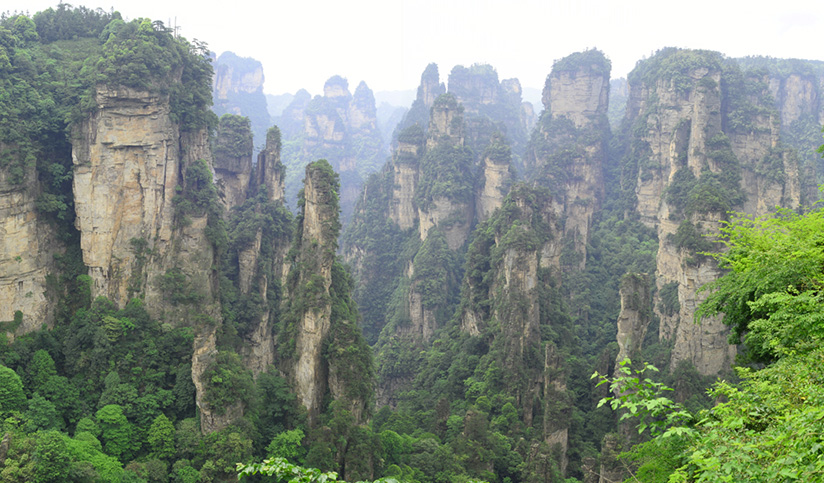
<box><xmin>623</xmin><ymin>50</ymin><xmax>817</xmax><ymax>375</ymax></box>
<box><xmin>614</xmin><ymin>273</ymin><xmax>651</xmax><ymax>372</ymax></box>
<box><xmin>213</xmin><ymin>115</ymin><xmax>253</xmax><ymax>210</ymax></box>
<box><xmin>0</xmin><ymin>163</ymin><xmax>60</xmax><ymax>336</ymax></box>
<box><xmin>284</xmin><ymin>161</ymin><xmax>339</xmax><ymax>423</ymax></box>
<box><xmin>73</xmin><ymin>84</ymin><xmax>224</xmax><ymax>431</ymax></box>
<box><xmin>528</xmin><ymin>51</ymin><xmax>610</xmax><ymax>271</ymax></box>
<box><xmin>72</xmin><ymin>86</ymin><xmax>182</xmax><ymax>308</ymax></box>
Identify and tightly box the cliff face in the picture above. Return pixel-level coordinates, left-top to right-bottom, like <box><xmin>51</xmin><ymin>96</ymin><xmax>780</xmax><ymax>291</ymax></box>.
<box><xmin>282</xmin><ymin>161</ymin><xmax>372</xmax><ymax>423</ymax></box>
<box><xmin>475</xmin><ymin>135</ymin><xmax>513</xmax><ymax>223</ymax></box>
<box><xmin>72</xmin><ymin>84</ymin><xmax>228</xmax><ymax>431</ymax></box>
<box><xmin>211</xmin><ymin>51</ymin><xmax>271</xmax><ymax>147</ymax></box>
<box><xmin>393</xmin><ymin>63</ymin><xmax>446</xmax><ymax>136</ymax></box>
<box><xmin>528</xmin><ymin>50</ymin><xmax>610</xmax><ymax>271</ymax></box>
<box><xmin>285</xmin><ymin>77</ymin><xmax>385</xmax><ymax>220</ymax></box>
<box><xmin>72</xmin><ymin>85</ymin><xmax>184</xmax><ymax>308</ymax></box>
<box><xmin>623</xmin><ymin>49</ymin><xmax>817</xmax><ymax>375</ymax></box>
<box><xmin>213</xmin><ymin>114</ymin><xmax>254</xmax><ymax>210</ymax></box>
<box><xmin>448</xmin><ymin>64</ymin><xmax>531</xmax><ymax>159</ymax></box>
<box><xmin>0</xmin><ymin>163</ymin><xmax>60</xmax><ymax>336</ymax></box>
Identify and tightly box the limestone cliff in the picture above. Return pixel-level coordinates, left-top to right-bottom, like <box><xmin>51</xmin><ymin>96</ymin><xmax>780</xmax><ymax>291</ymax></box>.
<box><xmin>448</xmin><ymin>64</ymin><xmax>531</xmax><ymax>158</ymax></box>
<box><xmin>393</xmin><ymin>63</ymin><xmax>446</xmax><ymax>136</ymax></box>
<box><xmin>285</xmin><ymin>77</ymin><xmax>385</xmax><ymax>220</ymax></box>
<box><xmin>72</xmin><ymin>84</ymin><xmax>225</xmax><ymax>431</ymax></box>
<box><xmin>614</xmin><ymin>273</ymin><xmax>652</xmax><ymax>372</ymax></box>
<box><xmin>254</xmin><ymin>127</ymin><xmax>286</xmax><ymax>203</ymax></box>
<box><xmin>527</xmin><ymin>50</ymin><xmax>610</xmax><ymax>271</ymax></box>
<box><xmin>0</xmin><ymin>162</ymin><xmax>60</xmax><ymax>337</ymax></box>
<box><xmin>226</xmin><ymin>127</ymin><xmax>291</xmax><ymax>376</ymax></box>
<box><xmin>213</xmin><ymin>114</ymin><xmax>254</xmax><ymax>210</ymax></box>
<box><xmin>72</xmin><ymin>85</ymin><xmax>185</xmax><ymax>308</ymax></box>
<box><xmin>281</xmin><ymin>160</ymin><xmax>372</xmax><ymax>423</ymax></box>
<box><xmin>476</xmin><ymin>133</ymin><xmax>514</xmax><ymax>222</ymax></box>
<box><xmin>623</xmin><ymin>49</ymin><xmax>817</xmax><ymax>375</ymax></box>
<box><xmin>211</xmin><ymin>51</ymin><xmax>270</xmax><ymax>147</ymax></box>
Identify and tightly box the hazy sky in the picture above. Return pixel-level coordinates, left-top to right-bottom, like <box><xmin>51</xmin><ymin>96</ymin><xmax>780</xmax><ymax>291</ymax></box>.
<box><xmin>7</xmin><ymin>0</ymin><xmax>824</xmax><ymax>97</ymax></box>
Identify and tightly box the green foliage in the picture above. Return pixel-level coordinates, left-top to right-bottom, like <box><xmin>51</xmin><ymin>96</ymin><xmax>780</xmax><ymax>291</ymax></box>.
<box><xmin>628</xmin><ymin>48</ymin><xmax>724</xmax><ymax>95</ymax></box>
<box><xmin>415</xmin><ymin>138</ymin><xmax>475</xmax><ymax>210</ymax></box>
<box><xmin>147</xmin><ymin>413</ymin><xmax>175</xmax><ymax>460</ymax></box>
<box><xmin>0</xmin><ymin>363</ymin><xmax>26</xmax><ymax>415</ymax></box>
<box><xmin>96</xmin><ymin>403</ymin><xmax>139</xmax><ymax>461</ymax></box>
<box><xmin>173</xmin><ymin>158</ymin><xmax>227</xmax><ymax>249</ymax></box>
<box><xmin>33</xmin><ymin>430</ymin><xmax>72</xmax><ymax>483</ymax></box>
<box><xmin>214</xmin><ymin>114</ymin><xmax>254</xmax><ymax>159</ymax></box>
<box><xmin>551</xmin><ymin>49</ymin><xmax>611</xmax><ymax>77</ymax></box>
<box><xmin>326</xmin><ymin>262</ymin><xmax>375</xmax><ymax>405</ymax></box>
<box><xmin>203</xmin><ymin>351</ymin><xmax>254</xmax><ymax>414</ymax></box>
<box><xmin>593</xmin><ymin>359</ymin><xmax>693</xmax><ymax>437</ymax></box>
<box><xmin>671</xmin><ymin>349</ymin><xmax>824</xmax><ymax>481</ymax></box>
<box><xmin>697</xmin><ymin>206</ymin><xmax>824</xmax><ymax>362</ymax></box>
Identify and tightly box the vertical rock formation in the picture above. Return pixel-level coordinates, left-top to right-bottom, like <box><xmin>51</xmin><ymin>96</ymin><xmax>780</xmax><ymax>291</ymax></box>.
<box><xmin>393</xmin><ymin>63</ymin><xmax>446</xmax><ymax>136</ymax></box>
<box><xmin>72</xmin><ymin>83</ymin><xmax>225</xmax><ymax>431</ymax></box>
<box><xmin>226</xmin><ymin>127</ymin><xmax>291</xmax><ymax>376</ymax></box>
<box><xmin>0</xmin><ymin>162</ymin><xmax>60</xmax><ymax>336</ymax></box>
<box><xmin>390</xmin><ymin>126</ymin><xmax>425</xmax><ymax>231</ymax></box>
<box><xmin>614</xmin><ymin>273</ymin><xmax>652</xmax><ymax>372</ymax></box>
<box><xmin>285</xmin><ymin>77</ymin><xmax>385</xmax><ymax>220</ymax></box>
<box><xmin>213</xmin><ymin>114</ymin><xmax>254</xmax><ymax>210</ymax></box>
<box><xmin>282</xmin><ymin>160</ymin><xmax>372</xmax><ymax>423</ymax></box>
<box><xmin>417</xmin><ymin>94</ymin><xmax>475</xmax><ymax>249</ymax></box>
<box><xmin>72</xmin><ymin>86</ymin><xmax>184</xmax><ymax>308</ymax></box>
<box><xmin>254</xmin><ymin>127</ymin><xmax>286</xmax><ymax>203</ymax></box>
<box><xmin>527</xmin><ymin>50</ymin><xmax>610</xmax><ymax>271</ymax></box>
<box><xmin>476</xmin><ymin>133</ymin><xmax>513</xmax><ymax>222</ymax></box>
<box><xmin>622</xmin><ymin>49</ymin><xmax>817</xmax><ymax>375</ymax></box>
<box><xmin>211</xmin><ymin>51</ymin><xmax>271</xmax><ymax>148</ymax></box>
<box><xmin>460</xmin><ymin>184</ymin><xmax>572</xmax><ymax>473</ymax></box>
<box><xmin>448</xmin><ymin>64</ymin><xmax>531</xmax><ymax>158</ymax></box>
<box><xmin>623</xmin><ymin>50</ymin><xmax>738</xmax><ymax>375</ymax></box>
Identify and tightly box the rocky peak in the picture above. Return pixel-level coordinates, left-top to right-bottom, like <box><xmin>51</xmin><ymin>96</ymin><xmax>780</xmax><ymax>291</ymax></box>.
<box><xmin>350</xmin><ymin>81</ymin><xmax>378</xmax><ymax>131</ymax></box>
<box><xmin>254</xmin><ymin>126</ymin><xmax>285</xmax><ymax>202</ymax></box>
<box><xmin>324</xmin><ymin>75</ymin><xmax>351</xmax><ymax>99</ymax></box>
<box><xmin>448</xmin><ymin>64</ymin><xmax>501</xmax><ymax>108</ymax></box>
<box><xmin>212</xmin><ymin>51</ymin><xmax>265</xmax><ymax>100</ymax></box>
<box><xmin>419</xmin><ymin>63</ymin><xmax>446</xmax><ymax>108</ymax></box>
<box><xmin>427</xmin><ymin>93</ymin><xmax>465</xmax><ymax>148</ymax></box>
<box><xmin>528</xmin><ymin>50</ymin><xmax>610</xmax><ymax>271</ymax></box>
<box><xmin>545</xmin><ymin>49</ymin><xmax>610</xmax><ymax>128</ymax></box>
<box><xmin>213</xmin><ymin>114</ymin><xmax>254</xmax><ymax>210</ymax></box>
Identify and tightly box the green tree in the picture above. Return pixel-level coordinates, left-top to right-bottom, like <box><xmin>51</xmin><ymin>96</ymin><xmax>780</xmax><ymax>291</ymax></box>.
<box><xmin>0</xmin><ymin>363</ymin><xmax>26</xmax><ymax>415</ymax></box>
<box><xmin>33</xmin><ymin>430</ymin><xmax>71</xmax><ymax>483</ymax></box>
<box><xmin>96</xmin><ymin>404</ymin><xmax>139</xmax><ymax>461</ymax></box>
<box><xmin>147</xmin><ymin>413</ymin><xmax>175</xmax><ymax>460</ymax></box>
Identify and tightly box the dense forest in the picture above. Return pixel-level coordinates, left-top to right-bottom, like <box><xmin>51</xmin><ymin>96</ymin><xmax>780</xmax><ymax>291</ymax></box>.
<box><xmin>1</xmin><ymin>5</ymin><xmax>824</xmax><ymax>483</ymax></box>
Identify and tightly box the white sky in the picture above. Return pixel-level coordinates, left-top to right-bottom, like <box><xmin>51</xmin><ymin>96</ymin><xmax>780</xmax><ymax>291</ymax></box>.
<box><xmin>6</xmin><ymin>0</ymin><xmax>824</xmax><ymax>97</ymax></box>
